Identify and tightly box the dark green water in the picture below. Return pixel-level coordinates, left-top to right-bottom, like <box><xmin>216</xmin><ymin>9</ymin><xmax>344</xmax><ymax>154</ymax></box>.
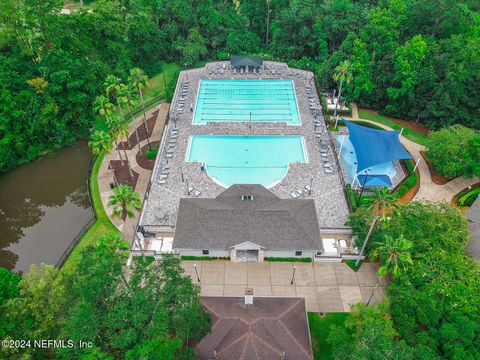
<box><xmin>0</xmin><ymin>141</ymin><xmax>93</xmax><ymax>273</ymax></box>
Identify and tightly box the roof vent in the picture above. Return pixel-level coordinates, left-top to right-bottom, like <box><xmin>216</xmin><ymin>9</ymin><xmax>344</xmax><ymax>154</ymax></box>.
<box><xmin>241</xmin><ymin>195</ymin><xmax>254</xmax><ymax>201</ymax></box>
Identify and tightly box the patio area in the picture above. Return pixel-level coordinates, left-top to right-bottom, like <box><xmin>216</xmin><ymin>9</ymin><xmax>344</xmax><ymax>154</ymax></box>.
<box><xmin>181</xmin><ymin>260</ymin><xmax>386</xmax><ymax>312</ymax></box>
<box><xmin>139</xmin><ymin>61</ymin><xmax>351</xmax><ymax>239</ymax></box>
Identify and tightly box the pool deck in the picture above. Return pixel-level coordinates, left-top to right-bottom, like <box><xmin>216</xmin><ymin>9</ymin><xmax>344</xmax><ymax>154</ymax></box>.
<box><xmin>139</xmin><ymin>61</ymin><xmax>351</xmax><ymax>235</ymax></box>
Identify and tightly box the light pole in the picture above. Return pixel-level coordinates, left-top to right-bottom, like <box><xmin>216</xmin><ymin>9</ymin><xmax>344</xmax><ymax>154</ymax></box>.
<box><xmin>193</xmin><ymin>263</ymin><xmax>200</xmax><ymax>282</ymax></box>
<box><xmin>290</xmin><ymin>265</ymin><xmax>297</xmax><ymax>285</ymax></box>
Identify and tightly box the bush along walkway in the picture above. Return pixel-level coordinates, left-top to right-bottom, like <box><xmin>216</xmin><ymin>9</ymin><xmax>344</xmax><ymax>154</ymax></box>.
<box><xmin>347</xmin><ymin>104</ymin><xmax>479</xmax><ymax>202</ymax></box>
<box><xmin>97</xmin><ymin>102</ymin><xmax>169</xmax><ymax>239</ymax></box>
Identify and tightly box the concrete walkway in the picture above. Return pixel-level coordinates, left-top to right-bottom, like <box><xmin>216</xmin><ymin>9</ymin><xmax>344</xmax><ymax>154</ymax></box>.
<box><xmin>181</xmin><ymin>260</ymin><xmax>386</xmax><ymax>312</ymax></box>
<box><xmin>349</xmin><ymin>103</ymin><xmax>478</xmax><ymax>202</ymax></box>
<box><xmin>97</xmin><ymin>102</ymin><xmax>169</xmax><ymax>241</ymax></box>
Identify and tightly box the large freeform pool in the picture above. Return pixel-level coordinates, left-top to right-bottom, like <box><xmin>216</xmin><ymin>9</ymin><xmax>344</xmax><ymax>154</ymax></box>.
<box><xmin>193</xmin><ymin>79</ymin><xmax>300</xmax><ymax>125</ymax></box>
<box><xmin>336</xmin><ymin>135</ymin><xmax>398</xmax><ymax>187</ymax></box>
<box><xmin>187</xmin><ymin>135</ymin><xmax>306</xmax><ymax>187</ymax></box>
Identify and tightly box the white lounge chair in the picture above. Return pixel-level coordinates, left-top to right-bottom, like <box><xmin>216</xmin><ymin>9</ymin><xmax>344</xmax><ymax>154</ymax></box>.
<box><xmin>290</xmin><ymin>192</ymin><xmax>299</xmax><ymax>198</ymax></box>
<box><xmin>193</xmin><ymin>190</ymin><xmax>201</xmax><ymax>197</ymax></box>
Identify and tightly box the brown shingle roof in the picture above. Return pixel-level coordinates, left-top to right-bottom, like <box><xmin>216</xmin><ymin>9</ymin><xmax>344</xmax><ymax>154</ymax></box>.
<box><xmin>173</xmin><ymin>185</ymin><xmax>323</xmax><ymax>251</ymax></box>
<box><xmin>196</xmin><ymin>296</ymin><xmax>313</xmax><ymax>360</ymax></box>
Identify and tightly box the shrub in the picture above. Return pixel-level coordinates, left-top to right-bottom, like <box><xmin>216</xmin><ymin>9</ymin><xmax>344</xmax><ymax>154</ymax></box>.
<box><xmin>264</xmin><ymin>257</ymin><xmax>312</xmax><ymax>262</ymax></box>
<box><xmin>145</xmin><ymin>147</ymin><xmax>158</xmax><ymax>160</ymax></box>
<box><xmin>426</xmin><ymin>125</ymin><xmax>480</xmax><ymax>178</ymax></box>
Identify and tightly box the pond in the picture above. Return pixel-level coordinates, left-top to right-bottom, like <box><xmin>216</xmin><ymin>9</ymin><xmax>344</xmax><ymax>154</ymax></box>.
<box><xmin>0</xmin><ymin>141</ymin><xmax>94</xmax><ymax>273</ymax></box>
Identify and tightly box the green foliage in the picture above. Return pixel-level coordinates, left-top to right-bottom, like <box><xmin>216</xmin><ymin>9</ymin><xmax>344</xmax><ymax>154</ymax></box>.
<box><xmin>1</xmin><ymin>235</ymin><xmax>209</xmax><ymax>359</ymax></box>
<box><xmin>394</xmin><ymin>159</ymin><xmax>417</xmax><ymax>198</ymax></box>
<box><xmin>263</xmin><ymin>257</ymin><xmax>312</xmax><ymax>262</ymax></box>
<box><xmin>308</xmin><ymin>312</ymin><xmax>350</xmax><ymax>360</ymax></box>
<box><xmin>108</xmin><ymin>185</ymin><xmax>142</xmax><ymax>219</ymax></box>
<box><xmin>327</xmin><ymin>301</ymin><xmax>414</xmax><ymax>360</ymax></box>
<box><xmin>180</xmin><ymin>256</ymin><xmax>229</xmax><ymax>261</ymax></box>
<box><xmin>349</xmin><ymin>201</ymin><xmax>480</xmax><ymax>358</ymax></box>
<box><xmin>426</xmin><ymin>125</ymin><xmax>480</xmax><ymax>178</ymax></box>
<box><xmin>2</xmin><ymin>0</ymin><xmax>480</xmax><ymax>173</ymax></box>
<box><xmin>145</xmin><ymin>147</ymin><xmax>159</xmax><ymax>160</ymax></box>
<box><xmin>458</xmin><ymin>188</ymin><xmax>480</xmax><ymax>207</ymax></box>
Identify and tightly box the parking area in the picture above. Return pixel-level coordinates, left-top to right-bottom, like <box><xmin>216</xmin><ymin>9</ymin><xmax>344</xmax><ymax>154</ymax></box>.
<box><xmin>181</xmin><ymin>261</ymin><xmax>387</xmax><ymax>312</ymax></box>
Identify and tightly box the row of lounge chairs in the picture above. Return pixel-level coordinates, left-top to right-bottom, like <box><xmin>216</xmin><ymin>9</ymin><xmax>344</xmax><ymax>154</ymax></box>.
<box><xmin>320</xmin><ymin>140</ymin><xmax>334</xmax><ymax>174</ymax></box>
<box><xmin>290</xmin><ymin>184</ymin><xmax>313</xmax><ymax>198</ymax></box>
<box><xmin>177</xmin><ymin>79</ymin><xmax>189</xmax><ymax>114</ymax></box>
<box><xmin>157</xmin><ymin>128</ymin><xmax>179</xmax><ymax>184</ymax></box>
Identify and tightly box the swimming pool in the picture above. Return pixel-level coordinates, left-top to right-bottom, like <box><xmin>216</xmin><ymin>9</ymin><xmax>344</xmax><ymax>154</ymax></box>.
<box><xmin>187</xmin><ymin>135</ymin><xmax>306</xmax><ymax>187</ymax></box>
<box><xmin>193</xmin><ymin>80</ymin><xmax>300</xmax><ymax>125</ymax></box>
<box><xmin>336</xmin><ymin>135</ymin><xmax>397</xmax><ymax>187</ymax></box>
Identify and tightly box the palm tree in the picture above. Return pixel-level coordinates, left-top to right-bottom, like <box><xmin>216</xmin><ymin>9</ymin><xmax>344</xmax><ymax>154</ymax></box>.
<box><xmin>89</xmin><ymin>130</ymin><xmax>119</xmax><ymax>186</ymax></box>
<box><xmin>108</xmin><ymin>185</ymin><xmax>142</xmax><ymax>220</ymax></box>
<box><xmin>93</xmin><ymin>95</ymin><xmax>114</xmax><ymax>120</ymax></box>
<box><xmin>332</xmin><ymin>60</ymin><xmax>353</xmax><ymax>120</ymax></box>
<box><xmin>366</xmin><ymin>234</ymin><xmax>413</xmax><ymax>305</ymax></box>
<box><xmin>355</xmin><ymin>187</ymin><xmax>399</xmax><ymax>267</ymax></box>
<box><xmin>107</xmin><ymin>116</ymin><xmax>134</xmax><ymax>178</ymax></box>
<box><xmin>104</xmin><ymin>75</ymin><xmax>122</xmax><ymax>104</ymax></box>
<box><xmin>115</xmin><ymin>83</ymin><xmax>131</xmax><ymax>122</ymax></box>
<box><xmin>128</xmin><ymin>67</ymin><xmax>151</xmax><ymax>149</ymax></box>
<box><xmin>88</xmin><ymin>130</ymin><xmax>112</xmax><ymax>156</ymax></box>
<box><xmin>119</xmin><ymin>83</ymin><xmax>138</xmax><ymax>122</ymax></box>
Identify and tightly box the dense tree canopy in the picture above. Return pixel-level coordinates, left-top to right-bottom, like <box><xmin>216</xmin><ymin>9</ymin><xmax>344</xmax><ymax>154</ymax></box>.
<box><xmin>1</xmin><ymin>0</ymin><xmax>479</xmax><ymax>172</ymax></box>
<box><xmin>0</xmin><ymin>232</ymin><xmax>210</xmax><ymax>359</ymax></box>
<box><xmin>348</xmin><ymin>202</ymin><xmax>480</xmax><ymax>359</ymax></box>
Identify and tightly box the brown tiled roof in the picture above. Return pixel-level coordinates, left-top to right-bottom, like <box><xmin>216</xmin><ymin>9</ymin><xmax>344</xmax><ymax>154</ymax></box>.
<box><xmin>196</xmin><ymin>296</ymin><xmax>313</xmax><ymax>360</ymax></box>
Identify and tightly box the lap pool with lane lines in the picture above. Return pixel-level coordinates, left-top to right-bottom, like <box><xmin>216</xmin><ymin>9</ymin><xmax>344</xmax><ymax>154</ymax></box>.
<box><xmin>187</xmin><ymin>135</ymin><xmax>307</xmax><ymax>188</ymax></box>
<box><xmin>193</xmin><ymin>79</ymin><xmax>301</xmax><ymax>125</ymax></box>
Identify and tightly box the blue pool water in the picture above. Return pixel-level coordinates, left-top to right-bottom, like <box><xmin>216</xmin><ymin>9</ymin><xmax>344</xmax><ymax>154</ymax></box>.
<box><xmin>187</xmin><ymin>135</ymin><xmax>306</xmax><ymax>187</ymax></box>
<box><xmin>336</xmin><ymin>135</ymin><xmax>397</xmax><ymax>187</ymax></box>
<box><xmin>193</xmin><ymin>79</ymin><xmax>300</xmax><ymax>125</ymax></box>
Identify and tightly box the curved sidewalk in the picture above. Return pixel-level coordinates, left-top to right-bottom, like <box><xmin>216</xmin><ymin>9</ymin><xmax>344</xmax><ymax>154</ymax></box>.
<box><xmin>348</xmin><ymin>104</ymin><xmax>478</xmax><ymax>202</ymax></box>
<box><xmin>97</xmin><ymin>102</ymin><xmax>170</xmax><ymax>237</ymax></box>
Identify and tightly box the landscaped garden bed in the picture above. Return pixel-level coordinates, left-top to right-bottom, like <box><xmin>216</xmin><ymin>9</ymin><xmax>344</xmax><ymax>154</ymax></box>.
<box><xmin>136</xmin><ymin>141</ymin><xmax>160</xmax><ymax>170</ymax></box>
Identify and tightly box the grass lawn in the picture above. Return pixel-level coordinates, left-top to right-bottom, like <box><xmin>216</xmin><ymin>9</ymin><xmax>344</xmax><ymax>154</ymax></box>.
<box><xmin>142</xmin><ymin>63</ymin><xmax>181</xmax><ymax>103</ymax></box>
<box><xmin>358</xmin><ymin>111</ymin><xmax>428</xmax><ymax>146</ymax></box>
<box><xmin>308</xmin><ymin>312</ymin><xmax>350</xmax><ymax>359</ymax></box>
<box><xmin>61</xmin><ymin>152</ymin><xmax>119</xmax><ymax>273</ymax></box>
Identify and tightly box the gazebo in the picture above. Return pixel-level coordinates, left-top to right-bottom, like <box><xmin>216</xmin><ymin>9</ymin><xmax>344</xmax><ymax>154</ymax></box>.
<box><xmin>343</xmin><ymin>120</ymin><xmax>412</xmax><ymax>187</ymax></box>
<box><xmin>230</xmin><ymin>55</ymin><xmax>263</xmax><ymax>70</ymax></box>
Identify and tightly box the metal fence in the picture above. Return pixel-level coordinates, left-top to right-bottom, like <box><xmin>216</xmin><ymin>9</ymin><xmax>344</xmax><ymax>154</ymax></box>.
<box><xmin>55</xmin><ymin>155</ymin><xmax>97</xmax><ymax>269</ymax></box>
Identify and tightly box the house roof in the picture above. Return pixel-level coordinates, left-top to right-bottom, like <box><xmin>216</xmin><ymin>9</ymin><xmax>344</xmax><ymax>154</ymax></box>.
<box><xmin>230</xmin><ymin>56</ymin><xmax>263</xmax><ymax>68</ymax></box>
<box><xmin>173</xmin><ymin>185</ymin><xmax>322</xmax><ymax>251</ymax></box>
<box><xmin>196</xmin><ymin>296</ymin><xmax>313</xmax><ymax>360</ymax></box>
<box><xmin>466</xmin><ymin>197</ymin><xmax>480</xmax><ymax>260</ymax></box>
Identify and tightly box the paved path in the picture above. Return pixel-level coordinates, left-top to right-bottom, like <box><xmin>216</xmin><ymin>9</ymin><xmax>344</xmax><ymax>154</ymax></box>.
<box><xmin>97</xmin><ymin>102</ymin><xmax>169</xmax><ymax>241</ymax></box>
<box><xmin>181</xmin><ymin>260</ymin><xmax>386</xmax><ymax>312</ymax></box>
<box><xmin>349</xmin><ymin>104</ymin><xmax>478</xmax><ymax>201</ymax></box>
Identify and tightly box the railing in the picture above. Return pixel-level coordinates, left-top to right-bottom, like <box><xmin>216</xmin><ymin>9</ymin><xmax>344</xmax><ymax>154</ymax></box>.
<box><xmin>55</xmin><ymin>215</ymin><xmax>96</xmax><ymax>268</ymax></box>
<box><xmin>55</xmin><ymin>155</ymin><xmax>97</xmax><ymax>268</ymax></box>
